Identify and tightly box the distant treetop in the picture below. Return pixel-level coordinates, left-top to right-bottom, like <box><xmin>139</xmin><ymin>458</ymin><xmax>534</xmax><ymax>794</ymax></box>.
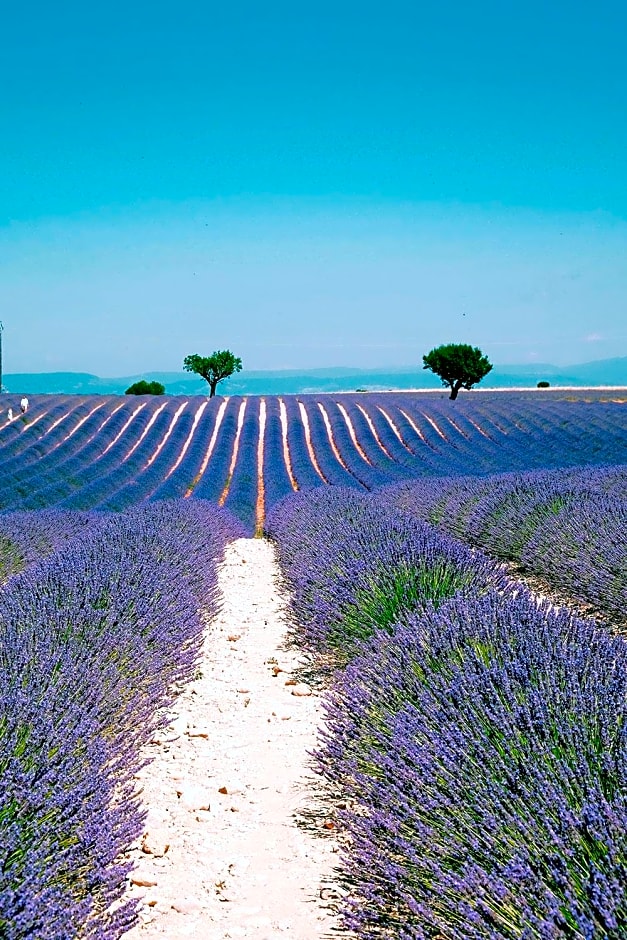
<box><xmin>183</xmin><ymin>350</ymin><xmax>242</xmax><ymax>398</ymax></box>
<box><xmin>422</xmin><ymin>343</ymin><xmax>492</xmax><ymax>400</ymax></box>
<box><xmin>125</xmin><ymin>380</ymin><xmax>165</xmax><ymax>395</ymax></box>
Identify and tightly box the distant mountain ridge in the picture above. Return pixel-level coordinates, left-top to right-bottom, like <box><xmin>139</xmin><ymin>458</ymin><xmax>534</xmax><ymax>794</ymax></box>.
<box><xmin>3</xmin><ymin>357</ymin><xmax>626</xmax><ymax>395</ymax></box>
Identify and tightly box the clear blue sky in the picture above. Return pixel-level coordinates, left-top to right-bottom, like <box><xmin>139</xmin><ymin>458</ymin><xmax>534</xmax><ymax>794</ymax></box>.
<box><xmin>1</xmin><ymin>1</ymin><xmax>626</xmax><ymax>374</ymax></box>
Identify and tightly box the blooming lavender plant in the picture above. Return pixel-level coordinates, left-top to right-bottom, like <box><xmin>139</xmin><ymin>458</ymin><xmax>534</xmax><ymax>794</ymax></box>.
<box><xmin>298</xmin><ymin>399</ymin><xmax>365</xmax><ymax>488</ymax></box>
<box><xmin>268</xmin><ymin>484</ymin><xmax>627</xmax><ymax>936</ymax></box>
<box><xmin>317</xmin><ymin>591</ymin><xmax>627</xmax><ymax>938</ymax></box>
<box><xmin>336</xmin><ymin>400</ymin><xmax>413</xmax><ymax>480</ymax></box>
<box><xmin>0</xmin><ymin>509</ymin><xmax>109</xmax><ymax>583</ymax></box>
<box><xmin>0</xmin><ymin>499</ymin><xmax>243</xmax><ymax>938</ymax></box>
<box><xmin>262</xmin><ymin>398</ymin><xmax>299</xmax><ymax>509</ymax></box>
<box><xmin>222</xmin><ymin>398</ymin><xmax>261</xmax><ymax>533</ymax></box>
<box><xmin>148</xmin><ymin>399</ymin><xmax>222</xmax><ymax>501</ymax></box>
<box><xmin>266</xmin><ymin>487</ymin><xmax>508</xmax><ymax>659</ymax></box>
<box><xmin>1</xmin><ymin>399</ymin><xmax>131</xmax><ymax>510</ymax></box>
<box><xmin>385</xmin><ymin>464</ymin><xmax>627</xmax><ymax>624</ymax></box>
<box><xmin>191</xmin><ymin>397</ymin><xmax>242</xmax><ymax>502</ymax></box>
<box><xmin>282</xmin><ymin>396</ymin><xmax>328</xmax><ymax>490</ymax></box>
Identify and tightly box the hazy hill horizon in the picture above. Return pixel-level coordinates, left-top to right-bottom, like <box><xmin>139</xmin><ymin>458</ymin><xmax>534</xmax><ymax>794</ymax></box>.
<box><xmin>3</xmin><ymin>356</ymin><xmax>627</xmax><ymax>396</ymax></box>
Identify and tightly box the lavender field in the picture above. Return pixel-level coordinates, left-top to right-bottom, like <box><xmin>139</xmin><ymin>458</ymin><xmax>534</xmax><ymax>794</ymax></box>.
<box><xmin>268</xmin><ymin>485</ymin><xmax>627</xmax><ymax>937</ymax></box>
<box><xmin>1</xmin><ymin>389</ymin><xmax>626</xmax><ymax>937</ymax></box>
<box><xmin>0</xmin><ymin>390</ymin><xmax>625</xmax><ymax>531</ymax></box>
<box><xmin>0</xmin><ymin>500</ymin><xmax>243</xmax><ymax>938</ymax></box>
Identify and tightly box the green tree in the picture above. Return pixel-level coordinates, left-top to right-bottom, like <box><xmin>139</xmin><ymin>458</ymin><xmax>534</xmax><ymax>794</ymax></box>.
<box><xmin>125</xmin><ymin>380</ymin><xmax>166</xmax><ymax>395</ymax></box>
<box><xmin>422</xmin><ymin>343</ymin><xmax>492</xmax><ymax>400</ymax></box>
<box><xmin>183</xmin><ymin>350</ymin><xmax>243</xmax><ymax>398</ymax></box>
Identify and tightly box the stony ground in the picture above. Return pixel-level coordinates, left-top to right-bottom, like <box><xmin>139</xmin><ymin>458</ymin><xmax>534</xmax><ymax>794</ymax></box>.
<box><xmin>121</xmin><ymin>538</ymin><xmax>342</xmax><ymax>939</ymax></box>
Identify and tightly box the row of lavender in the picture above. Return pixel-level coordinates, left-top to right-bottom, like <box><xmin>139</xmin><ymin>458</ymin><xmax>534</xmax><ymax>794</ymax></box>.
<box><xmin>0</xmin><ymin>500</ymin><xmax>243</xmax><ymax>938</ymax></box>
<box><xmin>296</xmin><ymin>391</ymin><xmax>626</xmax><ymax>489</ymax></box>
<box><xmin>0</xmin><ymin>509</ymin><xmax>104</xmax><ymax>583</ymax></box>
<box><xmin>0</xmin><ymin>393</ymin><xmax>625</xmax><ymax>529</ymax></box>
<box><xmin>384</xmin><ymin>463</ymin><xmax>627</xmax><ymax>624</ymax></box>
<box><xmin>267</xmin><ymin>489</ymin><xmax>627</xmax><ymax>938</ymax></box>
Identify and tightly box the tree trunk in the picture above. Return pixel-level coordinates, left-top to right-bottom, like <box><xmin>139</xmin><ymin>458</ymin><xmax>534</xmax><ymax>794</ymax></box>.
<box><xmin>209</xmin><ymin>380</ymin><xmax>218</xmax><ymax>398</ymax></box>
<box><xmin>449</xmin><ymin>381</ymin><xmax>462</xmax><ymax>400</ymax></box>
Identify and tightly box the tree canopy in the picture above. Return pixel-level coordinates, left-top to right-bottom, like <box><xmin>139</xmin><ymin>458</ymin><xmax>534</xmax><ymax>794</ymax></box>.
<box><xmin>422</xmin><ymin>343</ymin><xmax>492</xmax><ymax>400</ymax></box>
<box><xmin>183</xmin><ymin>350</ymin><xmax>242</xmax><ymax>398</ymax></box>
<box><xmin>125</xmin><ymin>380</ymin><xmax>165</xmax><ymax>395</ymax></box>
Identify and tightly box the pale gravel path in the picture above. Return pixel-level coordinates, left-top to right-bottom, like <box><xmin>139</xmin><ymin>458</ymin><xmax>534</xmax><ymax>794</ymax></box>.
<box><xmin>121</xmin><ymin>538</ymin><xmax>341</xmax><ymax>939</ymax></box>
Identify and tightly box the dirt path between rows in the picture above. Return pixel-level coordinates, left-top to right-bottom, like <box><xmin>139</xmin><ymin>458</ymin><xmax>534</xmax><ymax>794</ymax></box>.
<box><xmin>121</xmin><ymin>538</ymin><xmax>341</xmax><ymax>939</ymax></box>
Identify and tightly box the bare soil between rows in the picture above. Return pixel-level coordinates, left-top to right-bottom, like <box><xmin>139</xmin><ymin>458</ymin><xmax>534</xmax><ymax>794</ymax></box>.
<box><xmin>121</xmin><ymin>538</ymin><xmax>343</xmax><ymax>939</ymax></box>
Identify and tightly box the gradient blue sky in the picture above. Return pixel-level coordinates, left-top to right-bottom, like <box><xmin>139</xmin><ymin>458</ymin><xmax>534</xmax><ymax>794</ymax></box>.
<box><xmin>1</xmin><ymin>0</ymin><xmax>626</xmax><ymax>374</ymax></box>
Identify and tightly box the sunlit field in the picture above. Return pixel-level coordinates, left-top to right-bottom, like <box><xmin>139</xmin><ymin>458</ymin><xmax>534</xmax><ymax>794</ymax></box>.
<box><xmin>1</xmin><ymin>389</ymin><xmax>626</xmax><ymax>937</ymax></box>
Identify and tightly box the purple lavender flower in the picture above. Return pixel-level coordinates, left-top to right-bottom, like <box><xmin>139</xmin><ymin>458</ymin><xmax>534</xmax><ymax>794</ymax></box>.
<box><xmin>0</xmin><ymin>499</ymin><xmax>242</xmax><ymax>937</ymax></box>
<box><xmin>317</xmin><ymin>592</ymin><xmax>627</xmax><ymax>938</ymax></box>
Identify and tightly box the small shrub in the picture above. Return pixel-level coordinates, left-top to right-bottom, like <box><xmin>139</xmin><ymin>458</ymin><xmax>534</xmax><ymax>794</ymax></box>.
<box><xmin>125</xmin><ymin>380</ymin><xmax>165</xmax><ymax>395</ymax></box>
<box><xmin>537</xmin><ymin>380</ymin><xmax>550</xmax><ymax>388</ymax></box>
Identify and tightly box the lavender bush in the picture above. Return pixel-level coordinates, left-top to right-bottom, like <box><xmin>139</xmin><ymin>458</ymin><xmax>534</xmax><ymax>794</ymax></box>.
<box><xmin>282</xmin><ymin>396</ymin><xmax>327</xmax><ymax>490</ymax></box>
<box><xmin>192</xmin><ymin>397</ymin><xmax>242</xmax><ymax>502</ymax></box>
<box><xmin>268</xmin><ymin>486</ymin><xmax>627</xmax><ymax>936</ymax></box>
<box><xmin>385</xmin><ymin>465</ymin><xmax>627</xmax><ymax>623</ymax></box>
<box><xmin>298</xmin><ymin>399</ymin><xmax>366</xmax><ymax>488</ymax></box>
<box><xmin>523</xmin><ymin>494</ymin><xmax>626</xmax><ymax>621</ymax></box>
<box><xmin>223</xmin><ymin>399</ymin><xmax>260</xmax><ymax>533</ymax></box>
<box><xmin>0</xmin><ymin>509</ymin><xmax>108</xmax><ymax>584</ymax></box>
<box><xmin>148</xmin><ymin>400</ymin><xmax>222</xmax><ymax>501</ymax></box>
<box><xmin>0</xmin><ymin>499</ymin><xmax>243</xmax><ymax>938</ymax></box>
<box><xmin>317</xmin><ymin>592</ymin><xmax>627</xmax><ymax>938</ymax></box>
<box><xmin>262</xmin><ymin>398</ymin><xmax>298</xmax><ymax>509</ymax></box>
<box><xmin>1</xmin><ymin>400</ymin><xmax>134</xmax><ymax>511</ymax></box>
<box><xmin>266</xmin><ymin>487</ymin><xmax>508</xmax><ymax>659</ymax></box>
